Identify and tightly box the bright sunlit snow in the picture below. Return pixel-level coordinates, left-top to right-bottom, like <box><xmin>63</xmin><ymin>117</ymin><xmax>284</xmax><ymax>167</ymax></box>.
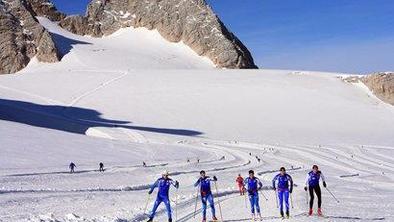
<box><xmin>0</xmin><ymin>18</ymin><xmax>393</xmax><ymax>222</ymax></box>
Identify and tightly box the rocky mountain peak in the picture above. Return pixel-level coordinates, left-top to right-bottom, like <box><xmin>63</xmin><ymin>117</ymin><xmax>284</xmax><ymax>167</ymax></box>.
<box><xmin>59</xmin><ymin>0</ymin><xmax>258</xmax><ymax>69</ymax></box>
<box><xmin>0</xmin><ymin>0</ymin><xmax>60</xmax><ymax>74</ymax></box>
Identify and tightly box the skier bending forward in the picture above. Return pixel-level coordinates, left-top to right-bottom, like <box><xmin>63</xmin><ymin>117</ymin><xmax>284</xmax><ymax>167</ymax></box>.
<box><xmin>272</xmin><ymin>167</ymin><xmax>293</xmax><ymax>219</ymax></box>
<box><xmin>244</xmin><ymin>170</ymin><xmax>263</xmax><ymax>221</ymax></box>
<box><xmin>147</xmin><ymin>170</ymin><xmax>179</xmax><ymax>222</ymax></box>
<box><xmin>304</xmin><ymin>165</ymin><xmax>327</xmax><ymax>216</ymax></box>
<box><xmin>194</xmin><ymin>170</ymin><xmax>218</xmax><ymax>222</ymax></box>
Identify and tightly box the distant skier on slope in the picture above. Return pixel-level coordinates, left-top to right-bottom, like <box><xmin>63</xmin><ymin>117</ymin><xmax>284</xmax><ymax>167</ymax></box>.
<box><xmin>244</xmin><ymin>170</ymin><xmax>263</xmax><ymax>221</ymax></box>
<box><xmin>304</xmin><ymin>165</ymin><xmax>327</xmax><ymax>216</ymax></box>
<box><xmin>194</xmin><ymin>170</ymin><xmax>218</xmax><ymax>222</ymax></box>
<box><xmin>69</xmin><ymin>162</ymin><xmax>76</xmax><ymax>173</ymax></box>
<box><xmin>272</xmin><ymin>167</ymin><xmax>293</xmax><ymax>219</ymax></box>
<box><xmin>147</xmin><ymin>170</ymin><xmax>179</xmax><ymax>222</ymax></box>
<box><xmin>99</xmin><ymin>162</ymin><xmax>104</xmax><ymax>172</ymax></box>
<box><xmin>236</xmin><ymin>174</ymin><xmax>245</xmax><ymax>195</ymax></box>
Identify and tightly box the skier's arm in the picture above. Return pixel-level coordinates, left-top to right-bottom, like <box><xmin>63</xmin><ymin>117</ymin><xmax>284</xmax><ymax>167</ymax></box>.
<box><xmin>288</xmin><ymin>175</ymin><xmax>294</xmax><ymax>193</ymax></box>
<box><xmin>304</xmin><ymin>174</ymin><xmax>309</xmax><ymax>191</ymax></box>
<box><xmin>305</xmin><ymin>174</ymin><xmax>310</xmax><ymax>186</ymax></box>
<box><xmin>149</xmin><ymin>179</ymin><xmax>159</xmax><ymax>194</ymax></box>
<box><xmin>170</xmin><ymin>179</ymin><xmax>179</xmax><ymax>189</ymax></box>
<box><xmin>194</xmin><ymin>178</ymin><xmax>201</xmax><ymax>187</ymax></box>
<box><xmin>257</xmin><ymin>178</ymin><xmax>263</xmax><ymax>190</ymax></box>
<box><xmin>320</xmin><ymin>172</ymin><xmax>327</xmax><ymax>187</ymax></box>
<box><xmin>272</xmin><ymin>175</ymin><xmax>278</xmax><ymax>189</ymax></box>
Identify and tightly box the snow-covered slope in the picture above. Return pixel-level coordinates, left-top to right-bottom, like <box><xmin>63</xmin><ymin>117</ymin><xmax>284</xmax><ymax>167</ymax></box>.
<box><xmin>0</xmin><ymin>19</ymin><xmax>393</xmax><ymax>222</ymax></box>
<box><xmin>26</xmin><ymin>17</ymin><xmax>214</xmax><ymax>71</ymax></box>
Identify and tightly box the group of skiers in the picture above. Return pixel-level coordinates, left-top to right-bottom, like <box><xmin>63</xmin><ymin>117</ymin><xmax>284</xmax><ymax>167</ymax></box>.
<box><xmin>146</xmin><ymin>165</ymin><xmax>327</xmax><ymax>222</ymax></box>
<box><xmin>68</xmin><ymin>162</ymin><xmax>105</xmax><ymax>173</ymax></box>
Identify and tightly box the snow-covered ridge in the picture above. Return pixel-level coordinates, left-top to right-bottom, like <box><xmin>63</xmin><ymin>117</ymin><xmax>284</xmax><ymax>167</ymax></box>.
<box><xmin>31</xmin><ymin>17</ymin><xmax>214</xmax><ymax>71</ymax></box>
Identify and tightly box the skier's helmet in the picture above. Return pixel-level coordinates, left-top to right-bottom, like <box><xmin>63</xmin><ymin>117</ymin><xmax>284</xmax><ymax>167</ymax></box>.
<box><xmin>248</xmin><ymin>170</ymin><xmax>254</xmax><ymax>175</ymax></box>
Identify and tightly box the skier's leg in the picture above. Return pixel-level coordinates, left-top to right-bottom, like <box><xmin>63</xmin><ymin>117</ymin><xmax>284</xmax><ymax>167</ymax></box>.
<box><xmin>255</xmin><ymin>194</ymin><xmax>261</xmax><ymax>214</ymax></box>
<box><xmin>163</xmin><ymin>197</ymin><xmax>172</xmax><ymax>220</ymax></box>
<box><xmin>278</xmin><ymin>191</ymin><xmax>284</xmax><ymax>213</ymax></box>
<box><xmin>208</xmin><ymin>194</ymin><xmax>216</xmax><ymax>219</ymax></box>
<box><xmin>201</xmin><ymin>196</ymin><xmax>208</xmax><ymax>220</ymax></box>
<box><xmin>150</xmin><ymin>197</ymin><xmax>163</xmax><ymax>219</ymax></box>
<box><xmin>316</xmin><ymin>185</ymin><xmax>322</xmax><ymax>208</ymax></box>
<box><xmin>309</xmin><ymin>187</ymin><xmax>315</xmax><ymax>209</ymax></box>
<box><xmin>284</xmin><ymin>191</ymin><xmax>290</xmax><ymax>215</ymax></box>
<box><xmin>249</xmin><ymin>194</ymin><xmax>255</xmax><ymax>214</ymax></box>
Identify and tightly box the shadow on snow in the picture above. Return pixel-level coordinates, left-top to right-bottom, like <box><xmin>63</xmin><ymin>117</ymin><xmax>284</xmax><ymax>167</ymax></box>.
<box><xmin>0</xmin><ymin>98</ymin><xmax>203</xmax><ymax>136</ymax></box>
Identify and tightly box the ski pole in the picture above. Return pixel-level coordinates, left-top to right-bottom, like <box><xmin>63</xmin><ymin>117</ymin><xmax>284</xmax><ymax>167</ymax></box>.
<box><xmin>290</xmin><ymin>193</ymin><xmax>294</xmax><ymax>209</ymax></box>
<box><xmin>244</xmin><ymin>188</ymin><xmax>248</xmax><ymax>209</ymax></box>
<box><xmin>260</xmin><ymin>190</ymin><xmax>269</xmax><ymax>201</ymax></box>
<box><xmin>275</xmin><ymin>190</ymin><xmax>279</xmax><ymax>208</ymax></box>
<box><xmin>305</xmin><ymin>188</ymin><xmax>309</xmax><ymax>206</ymax></box>
<box><xmin>143</xmin><ymin>194</ymin><xmax>151</xmax><ymax>215</ymax></box>
<box><xmin>193</xmin><ymin>186</ymin><xmax>199</xmax><ymax>218</ymax></box>
<box><xmin>325</xmin><ymin>187</ymin><xmax>340</xmax><ymax>203</ymax></box>
<box><xmin>175</xmin><ymin>188</ymin><xmax>178</xmax><ymax>222</ymax></box>
<box><xmin>214</xmin><ymin>181</ymin><xmax>224</xmax><ymax>222</ymax></box>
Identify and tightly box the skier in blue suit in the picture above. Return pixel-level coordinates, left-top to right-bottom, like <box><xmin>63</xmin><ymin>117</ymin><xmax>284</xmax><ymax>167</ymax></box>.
<box><xmin>147</xmin><ymin>170</ymin><xmax>179</xmax><ymax>222</ymax></box>
<box><xmin>244</xmin><ymin>170</ymin><xmax>263</xmax><ymax>220</ymax></box>
<box><xmin>272</xmin><ymin>167</ymin><xmax>293</xmax><ymax>218</ymax></box>
<box><xmin>304</xmin><ymin>165</ymin><xmax>327</xmax><ymax>216</ymax></box>
<box><xmin>194</xmin><ymin>170</ymin><xmax>218</xmax><ymax>222</ymax></box>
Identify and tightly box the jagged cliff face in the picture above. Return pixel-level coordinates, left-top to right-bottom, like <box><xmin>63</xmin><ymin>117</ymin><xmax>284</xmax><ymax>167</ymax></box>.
<box><xmin>362</xmin><ymin>73</ymin><xmax>394</xmax><ymax>106</ymax></box>
<box><xmin>59</xmin><ymin>0</ymin><xmax>258</xmax><ymax>69</ymax></box>
<box><xmin>27</xmin><ymin>0</ymin><xmax>66</xmax><ymax>21</ymax></box>
<box><xmin>0</xmin><ymin>0</ymin><xmax>60</xmax><ymax>74</ymax></box>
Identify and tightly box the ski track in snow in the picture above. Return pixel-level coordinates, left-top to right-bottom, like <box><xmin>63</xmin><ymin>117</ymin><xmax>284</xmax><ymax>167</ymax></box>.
<box><xmin>1</xmin><ymin>138</ymin><xmax>392</xmax><ymax>221</ymax></box>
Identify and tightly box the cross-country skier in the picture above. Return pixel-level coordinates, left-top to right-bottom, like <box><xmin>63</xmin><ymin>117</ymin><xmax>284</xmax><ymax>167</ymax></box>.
<box><xmin>272</xmin><ymin>167</ymin><xmax>293</xmax><ymax>218</ymax></box>
<box><xmin>236</xmin><ymin>174</ymin><xmax>245</xmax><ymax>195</ymax></box>
<box><xmin>69</xmin><ymin>162</ymin><xmax>76</xmax><ymax>173</ymax></box>
<box><xmin>99</xmin><ymin>162</ymin><xmax>104</xmax><ymax>172</ymax></box>
<box><xmin>147</xmin><ymin>170</ymin><xmax>179</xmax><ymax>222</ymax></box>
<box><xmin>143</xmin><ymin>161</ymin><xmax>147</xmax><ymax>167</ymax></box>
<box><xmin>194</xmin><ymin>170</ymin><xmax>218</xmax><ymax>222</ymax></box>
<box><xmin>244</xmin><ymin>170</ymin><xmax>263</xmax><ymax>221</ymax></box>
<box><xmin>304</xmin><ymin>165</ymin><xmax>327</xmax><ymax>216</ymax></box>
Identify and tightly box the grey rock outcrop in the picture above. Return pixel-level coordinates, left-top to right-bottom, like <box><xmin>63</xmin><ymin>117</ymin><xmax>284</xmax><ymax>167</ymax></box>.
<box><xmin>59</xmin><ymin>0</ymin><xmax>257</xmax><ymax>69</ymax></box>
<box><xmin>0</xmin><ymin>0</ymin><xmax>60</xmax><ymax>74</ymax></box>
<box><xmin>27</xmin><ymin>0</ymin><xmax>66</xmax><ymax>21</ymax></box>
<box><xmin>362</xmin><ymin>72</ymin><xmax>394</xmax><ymax>106</ymax></box>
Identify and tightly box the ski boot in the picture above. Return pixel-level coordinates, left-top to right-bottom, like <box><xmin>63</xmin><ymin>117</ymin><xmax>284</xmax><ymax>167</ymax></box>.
<box><xmin>258</xmin><ymin>213</ymin><xmax>262</xmax><ymax>221</ymax></box>
<box><xmin>317</xmin><ymin>208</ymin><xmax>323</xmax><ymax>216</ymax></box>
<box><xmin>308</xmin><ymin>208</ymin><xmax>313</xmax><ymax>216</ymax></box>
<box><xmin>212</xmin><ymin>216</ymin><xmax>218</xmax><ymax>221</ymax></box>
<box><xmin>280</xmin><ymin>211</ymin><xmax>285</xmax><ymax>219</ymax></box>
<box><xmin>147</xmin><ymin>218</ymin><xmax>153</xmax><ymax>222</ymax></box>
<box><xmin>168</xmin><ymin>218</ymin><xmax>172</xmax><ymax>222</ymax></box>
<box><xmin>251</xmin><ymin>213</ymin><xmax>256</xmax><ymax>221</ymax></box>
<box><xmin>286</xmin><ymin>211</ymin><xmax>290</xmax><ymax>219</ymax></box>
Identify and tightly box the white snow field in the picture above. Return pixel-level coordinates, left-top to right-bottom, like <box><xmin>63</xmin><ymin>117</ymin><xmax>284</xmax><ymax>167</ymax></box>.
<box><xmin>0</xmin><ymin>18</ymin><xmax>393</xmax><ymax>222</ymax></box>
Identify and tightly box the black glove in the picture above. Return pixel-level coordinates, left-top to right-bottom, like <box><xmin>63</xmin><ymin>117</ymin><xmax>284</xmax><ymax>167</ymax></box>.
<box><xmin>323</xmin><ymin>181</ymin><xmax>327</xmax><ymax>188</ymax></box>
<box><xmin>290</xmin><ymin>188</ymin><xmax>293</xmax><ymax>193</ymax></box>
<box><xmin>304</xmin><ymin>186</ymin><xmax>307</xmax><ymax>191</ymax></box>
<box><xmin>213</xmin><ymin>176</ymin><xmax>218</xmax><ymax>181</ymax></box>
<box><xmin>175</xmin><ymin>181</ymin><xmax>179</xmax><ymax>188</ymax></box>
<box><xmin>148</xmin><ymin>190</ymin><xmax>153</xmax><ymax>195</ymax></box>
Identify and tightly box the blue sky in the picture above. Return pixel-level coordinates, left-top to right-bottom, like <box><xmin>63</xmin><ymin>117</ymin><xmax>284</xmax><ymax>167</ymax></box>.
<box><xmin>52</xmin><ymin>0</ymin><xmax>394</xmax><ymax>74</ymax></box>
